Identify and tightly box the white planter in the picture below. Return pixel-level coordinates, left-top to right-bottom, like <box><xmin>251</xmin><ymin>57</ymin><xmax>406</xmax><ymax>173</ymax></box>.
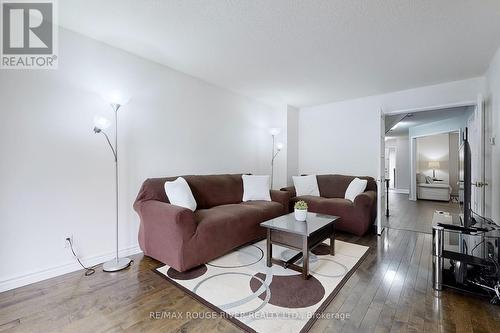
<box><xmin>294</xmin><ymin>208</ymin><xmax>308</xmax><ymax>221</ymax></box>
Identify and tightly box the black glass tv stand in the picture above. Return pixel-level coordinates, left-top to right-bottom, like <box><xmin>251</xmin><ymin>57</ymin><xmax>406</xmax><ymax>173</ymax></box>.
<box><xmin>432</xmin><ymin>211</ymin><xmax>500</xmax><ymax>304</ymax></box>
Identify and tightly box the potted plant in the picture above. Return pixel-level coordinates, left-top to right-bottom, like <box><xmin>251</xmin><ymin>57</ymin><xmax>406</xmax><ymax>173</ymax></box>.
<box><xmin>294</xmin><ymin>200</ymin><xmax>308</xmax><ymax>221</ymax></box>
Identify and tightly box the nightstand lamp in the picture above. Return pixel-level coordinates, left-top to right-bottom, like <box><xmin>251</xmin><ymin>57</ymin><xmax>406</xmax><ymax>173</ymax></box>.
<box><xmin>428</xmin><ymin>161</ymin><xmax>440</xmax><ymax>180</ymax></box>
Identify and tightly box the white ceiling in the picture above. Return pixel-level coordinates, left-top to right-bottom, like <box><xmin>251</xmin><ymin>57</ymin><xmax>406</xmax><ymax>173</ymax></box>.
<box><xmin>385</xmin><ymin>106</ymin><xmax>474</xmax><ymax>137</ymax></box>
<box><xmin>59</xmin><ymin>0</ymin><xmax>500</xmax><ymax>107</ymax></box>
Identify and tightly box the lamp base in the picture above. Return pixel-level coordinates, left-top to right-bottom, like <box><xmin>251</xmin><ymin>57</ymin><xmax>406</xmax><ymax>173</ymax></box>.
<box><xmin>103</xmin><ymin>257</ymin><xmax>132</xmax><ymax>272</ymax></box>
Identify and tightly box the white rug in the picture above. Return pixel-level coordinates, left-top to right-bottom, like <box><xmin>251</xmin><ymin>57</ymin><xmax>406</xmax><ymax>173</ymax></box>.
<box><xmin>156</xmin><ymin>239</ymin><xmax>369</xmax><ymax>333</ymax></box>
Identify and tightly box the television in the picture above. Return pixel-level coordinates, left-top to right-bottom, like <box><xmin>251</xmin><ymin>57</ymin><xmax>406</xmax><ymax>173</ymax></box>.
<box><xmin>458</xmin><ymin>128</ymin><xmax>472</xmax><ymax>227</ymax></box>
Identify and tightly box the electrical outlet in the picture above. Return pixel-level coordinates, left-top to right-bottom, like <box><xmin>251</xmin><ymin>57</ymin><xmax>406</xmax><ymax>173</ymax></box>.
<box><xmin>64</xmin><ymin>235</ymin><xmax>73</xmax><ymax>248</ymax></box>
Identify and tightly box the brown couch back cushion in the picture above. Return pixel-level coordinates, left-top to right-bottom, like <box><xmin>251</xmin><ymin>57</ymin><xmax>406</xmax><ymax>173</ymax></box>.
<box><xmin>136</xmin><ymin>174</ymin><xmax>244</xmax><ymax>209</ymax></box>
<box><xmin>317</xmin><ymin>174</ymin><xmax>377</xmax><ymax>198</ymax></box>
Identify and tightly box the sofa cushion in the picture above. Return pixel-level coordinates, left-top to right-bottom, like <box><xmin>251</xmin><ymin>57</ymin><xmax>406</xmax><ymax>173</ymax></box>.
<box><xmin>195</xmin><ymin>201</ymin><xmax>283</xmax><ymax>228</ymax></box>
<box><xmin>292</xmin><ymin>196</ymin><xmax>353</xmax><ymax>213</ymax></box>
<box><xmin>291</xmin><ymin>196</ymin><xmax>373</xmax><ymax>235</ymax></box>
<box><xmin>135</xmin><ymin>174</ymin><xmax>244</xmax><ymax>208</ymax></box>
<box><xmin>194</xmin><ymin>203</ymin><xmax>269</xmax><ymax>252</ymax></box>
<box><xmin>315</xmin><ymin>198</ymin><xmax>355</xmax><ymax>216</ymax></box>
<box><xmin>195</xmin><ymin>203</ymin><xmax>255</xmax><ymax>222</ymax></box>
<box><xmin>291</xmin><ymin>195</ymin><xmax>328</xmax><ymax>211</ymax></box>
<box><xmin>190</xmin><ymin>204</ymin><xmax>265</xmax><ymax>269</ymax></box>
<box><xmin>317</xmin><ymin>174</ymin><xmax>376</xmax><ymax>198</ymax></box>
<box><xmin>185</xmin><ymin>174</ymin><xmax>244</xmax><ymax>209</ymax></box>
<box><xmin>241</xmin><ymin>200</ymin><xmax>284</xmax><ymax>220</ymax></box>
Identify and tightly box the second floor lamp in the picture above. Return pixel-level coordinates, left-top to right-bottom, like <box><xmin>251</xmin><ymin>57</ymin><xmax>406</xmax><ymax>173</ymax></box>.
<box><xmin>269</xmin><ymin>128</ymin><xmax>283</xmax><ymax>189</ymax></box>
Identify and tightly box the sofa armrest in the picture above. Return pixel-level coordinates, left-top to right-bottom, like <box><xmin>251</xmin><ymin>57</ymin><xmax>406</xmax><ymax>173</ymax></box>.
<box><xmin>134</xmin><ymin>200</ymin><xmax>197</xmax><ymax>254</ymax></box>
<box><xmin>354</xmin><ymin>190</ymin><xmax>377</xmax><ymax>208</ymax></box>
<box><xmin>354</xmin><ymin>191</ymin><xmax>378</xmax><ymax>224</ymax></box>
<box><xmin>270</xmin><ymin>190</ymin><xmax>291</xmax><ymax>213</ymax></box>
<box><xmin>280</xmin><ymin>186</ymin><xmax>296</xmax><ymax>197</ymax></box>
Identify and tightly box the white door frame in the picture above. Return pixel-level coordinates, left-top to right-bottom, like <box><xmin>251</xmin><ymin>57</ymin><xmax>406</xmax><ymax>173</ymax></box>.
<box><xmin>469</xmin><ymin>94</ymin><xmax>485</xmax><ymax>216</ymax></box>
<box><xmin>383</xmin><ymin>101</ymin><xmax>477</xmax><ymax>116</ymax></box>
<box><xmin>478</xmin><ymin>94</ymin><xmax>486</xmax><ymax>216</ymax></box>
<box><xmin>377</xmin><ymin>109</ymin><xmax>386</xmax><ymax>236</ymax></box>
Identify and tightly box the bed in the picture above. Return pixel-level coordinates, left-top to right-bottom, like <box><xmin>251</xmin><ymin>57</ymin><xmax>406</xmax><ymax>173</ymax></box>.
<box><xmin>417</xmin><ymin>182</ymin><xmax>452</xmax><ymax>201</ymax></box>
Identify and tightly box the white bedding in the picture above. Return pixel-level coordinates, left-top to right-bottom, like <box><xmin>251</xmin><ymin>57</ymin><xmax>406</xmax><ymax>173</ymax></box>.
<box><xmin>418</xmin><ymin>182</ymin><xmax>452</xmax><ymax>190</ymax></box>
<box><xmin>417</xmin><ymin>182</ymin><xmax>451</xmax><ymax>201</ymax></box>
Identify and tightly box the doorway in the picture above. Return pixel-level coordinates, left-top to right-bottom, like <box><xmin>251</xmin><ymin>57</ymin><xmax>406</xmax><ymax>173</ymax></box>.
<box><xmin>379</xmin><ymin>101</ymin><xmax>482</xmax><ymax>234</ymax></box>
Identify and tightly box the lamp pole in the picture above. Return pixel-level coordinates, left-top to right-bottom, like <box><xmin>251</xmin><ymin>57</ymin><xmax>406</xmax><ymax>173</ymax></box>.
<box><xmin>112</xmin><ymin>103</ymin><xmax>120</xmax><ymax>268</ymax></box>
<box><xmin>94</xmin><ymin>103</ymin><xmax>132</xmax><ymax>272</ymax></box>
<box><xmin>271</xmin><ymin>134</ymin><xmax>275</xmax><ymax>189</ymax></box>
<box><xmin>270</xmin><ymin>134</ymin><xmax>283</xmax><ymax>189</ymax></box>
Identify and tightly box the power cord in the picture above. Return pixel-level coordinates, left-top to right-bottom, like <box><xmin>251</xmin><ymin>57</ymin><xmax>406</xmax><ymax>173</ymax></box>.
<box><xmin>66</xmin><ymin>238</ymin><xmax>96</xmax><ymax>276</ymax></box>
<box><xmin>470</xmin><ymin>239</ymin><xmax>485</xmax><ymax>256</ymax></box>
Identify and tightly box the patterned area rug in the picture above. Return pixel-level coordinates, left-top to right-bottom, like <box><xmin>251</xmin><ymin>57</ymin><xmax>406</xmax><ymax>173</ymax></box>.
<box><xmin>156</xmin><ymin>239</ymin><xmax>369</xmax><ymax>333</ymax></box>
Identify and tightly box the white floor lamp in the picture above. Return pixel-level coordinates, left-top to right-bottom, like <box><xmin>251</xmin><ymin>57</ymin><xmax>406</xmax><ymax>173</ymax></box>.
<box><xmin>269</xmin><ymin>128</ymin><xmax>283</xmax><ymax>189</ymax></box>
<box><xmin>93</xmin><ymin>94</ymin><xmax>132</xmax><ymax>272</ymax></box>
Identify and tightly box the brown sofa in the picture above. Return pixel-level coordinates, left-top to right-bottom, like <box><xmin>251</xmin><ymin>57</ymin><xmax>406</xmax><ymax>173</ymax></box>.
<box><xmin>281</xmin><ymin>175</ymin><xmax>377</xmax><ymax>236</ymax></box>
<box><xmin>133</xmin><ymin>174</ymin><xmax>290</xmax><ymax>272</ymax></box>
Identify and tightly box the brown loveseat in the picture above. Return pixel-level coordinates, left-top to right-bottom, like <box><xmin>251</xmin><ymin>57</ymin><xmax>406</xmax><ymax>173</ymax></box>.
<box><xmin>134</xmin><ymin>174</ymin><xmax>290</xmax><ymax>272</ymax></box>
<box><xmin>281</xmin><ymin>175</ymin><xmax>377</xmax><ymax>236</ymax></box>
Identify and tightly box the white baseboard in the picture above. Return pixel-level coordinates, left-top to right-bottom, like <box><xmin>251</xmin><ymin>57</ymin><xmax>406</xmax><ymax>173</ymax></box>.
<box><xmin>0</xmin><ymin>245</ymin><xmax>142</xmax><ymax>293</ymax></box>
<box><xmin>389</xmin><ymin>188</ymin><xmax>410</xmax><ymax>194</ymax></box>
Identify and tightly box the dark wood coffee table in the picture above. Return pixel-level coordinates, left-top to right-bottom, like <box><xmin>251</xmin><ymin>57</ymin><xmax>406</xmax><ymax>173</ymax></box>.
<box><xmin>260</xmin><ymin>212</ymin><xmax>339</xmax><ymax>279</ymax></box>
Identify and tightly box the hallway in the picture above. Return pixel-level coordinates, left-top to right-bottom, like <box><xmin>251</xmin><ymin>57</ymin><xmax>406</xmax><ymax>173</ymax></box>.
<box><xmin>384</xmin><ymin>192</ymin><xmax>460</xmax><ymax>234</ymax></box>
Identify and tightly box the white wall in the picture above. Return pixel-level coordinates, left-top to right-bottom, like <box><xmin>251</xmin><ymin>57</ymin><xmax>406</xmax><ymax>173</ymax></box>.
<box><xmin>0</xmin><ymin>28</ymin><xmax>285</xmax><ymax>291</ymax></box>
<box><xmin>416</xmin><ymin>133</ymin><xmax>450</xmax><ymax>183</ymax></box>
<box><xmin>299</xmin><ymin>97</ymin><xmax>380</xmax><ymax>177</ymax></box>
<box><xmin>408</xmin><ymin>113</ymin><xmax>471</xmax><ymax>139</ymax></box>
<box><xmin>449</xmin><ymin>132</ymin><xmax>460</xmax><ymax>195</ymax></box>
<box><xmin>396</xmin><ymin>136</ymin><xmax>410</xmax><ymax>191</ymax></box>
<box><xmin>385</xmin><ymin>136</ymin><xmax>410</xmax><ymax>191</ymax></box>
<box><xmin>299</xmin><ymin>77</ymin><xmax>486</xmax><ymax>178</ymax></box>
<box><xmin>486</xmin><ymin>46</ymin><xmax>500</xmax><ymax>223</ymax></box>
<box><xmin>286</xmin><ymin>105</ymin><xmax>300</xmax><ymax>186</ymax></box>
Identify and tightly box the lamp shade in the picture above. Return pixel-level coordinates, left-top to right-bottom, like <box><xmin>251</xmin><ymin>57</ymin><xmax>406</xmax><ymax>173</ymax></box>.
<box><xmin>93</xmin><ymin>115</ymin><xmax>111</xmax><ymax>131</ymax></box>
<box><xmin>107</xmin><ymin>90</ymin><xmax>129</xmax><ymax>105</ymax></box>
<box><xmin>428</xmin><ymin>161</ymin><xmax>440</xmax><ymax>169</ymax></box>
<box><xmin>269</xmin><ymin>127</ymin><xmax>281</xmax><ymax>136</ymax></box>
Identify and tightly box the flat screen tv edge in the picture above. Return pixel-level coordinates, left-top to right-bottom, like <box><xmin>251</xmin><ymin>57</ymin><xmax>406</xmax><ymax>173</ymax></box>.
<box><xmin>458</xmin><ymin>127</ymin><xmax>472</xmax><ymax>228</ymax></box>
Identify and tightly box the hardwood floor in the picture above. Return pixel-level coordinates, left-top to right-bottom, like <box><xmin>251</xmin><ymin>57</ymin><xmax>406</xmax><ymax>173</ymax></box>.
<box><xmin>1</xmin><ymin>201</ymin><xmax>499</xmax><ymax>332</ymax></box>
<box><xmin>384</xmin><ymin>192</ymin><xmax>460</xmax><ymax>234</ymax></box>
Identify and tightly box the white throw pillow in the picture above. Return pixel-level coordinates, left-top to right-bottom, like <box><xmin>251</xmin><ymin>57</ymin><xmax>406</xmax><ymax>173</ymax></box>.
<box><xmin>164</xmin><ymin>177</ymin><xmax>197</xmax><ymax>211</ymax></box>
<box><xmin>293</xmin><ymin>175</ymin><xmax>320</xmax><ymax>197</ymax></box>
<box><xmin>345</xmin><ymin>178</ymin><xmax>368</xmax><ymax>202</ymax></box>
<box><xmin>242</xmin><ymin>175</ymin><xmax>271</xmax><ymax>201</ymax></box>
<box><xmin>417</xmin><ymin>173</ymin><xmax>426</xmax><ymax>184</ymax></box>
